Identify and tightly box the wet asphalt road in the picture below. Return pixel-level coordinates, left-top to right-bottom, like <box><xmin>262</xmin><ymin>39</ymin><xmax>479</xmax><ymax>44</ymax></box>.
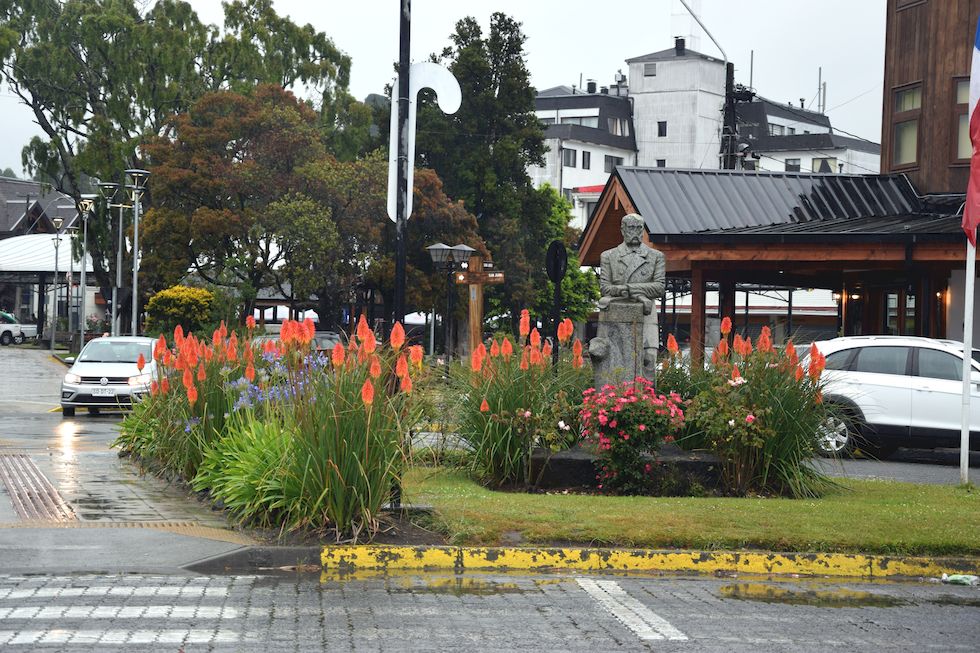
<box><xmin>0</xmin><ymin>346</ymin><xmax>978</xmax><ymax>652</ymax></box>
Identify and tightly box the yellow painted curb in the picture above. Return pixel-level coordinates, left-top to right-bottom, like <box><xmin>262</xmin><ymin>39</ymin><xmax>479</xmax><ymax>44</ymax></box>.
<box><xmin>320</xmin><ymin>545</ymin><xmax>980</xmax><ymax>579</ymax></box>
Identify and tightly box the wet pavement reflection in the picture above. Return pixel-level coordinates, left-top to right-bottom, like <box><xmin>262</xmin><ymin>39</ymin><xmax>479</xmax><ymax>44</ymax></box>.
<box><xmin>0</xmin><ymin>348</ymin><xmax>229</xmax><ymax>527</ymax></box>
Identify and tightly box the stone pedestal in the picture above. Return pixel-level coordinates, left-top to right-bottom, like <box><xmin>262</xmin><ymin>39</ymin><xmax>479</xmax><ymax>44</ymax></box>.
<box><xmin>588</xmin><ymin>301</ymin><xmax>645</xmax><ymax>389</ymax></box>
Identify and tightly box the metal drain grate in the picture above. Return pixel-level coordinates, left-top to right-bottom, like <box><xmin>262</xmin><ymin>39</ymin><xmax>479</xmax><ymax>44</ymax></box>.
<box><xmin>0</xmin><ymin>454</ymin><xmax>76</xmax><ymax>522</ymax></box>
<box><xmin>0</xmin><ymin>520</ymin><xmax>254</xmax><ymax>545</ymax></box>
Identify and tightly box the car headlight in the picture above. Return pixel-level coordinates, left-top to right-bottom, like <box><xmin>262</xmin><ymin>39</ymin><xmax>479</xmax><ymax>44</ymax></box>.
<box><xmin>64</xmin><ymin>373</ymin><xmax>81</xmax><ymax>384</ymax></box>
<box><xmin>128</xmin><ymin>373</ymin><xmax>153</xmax><ymax>387</ymax></box>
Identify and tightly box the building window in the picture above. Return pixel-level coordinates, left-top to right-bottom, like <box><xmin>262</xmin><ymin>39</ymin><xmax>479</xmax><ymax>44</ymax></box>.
<box><xmin>604</xmin><ymin>155</ymin><xmax>624</xmax><ymax>173</ymax></box>
<box><xmin>785</xmin><ymin>158</ymin><xmax>801</xmax><ymax>172</ymax></box>
<box><xmin>769</xmin><ymin>123</ymin><xmax>785</xmax><ymax>136</ymax></box>
<box><xmin>644</xmin><ymin>63</ymin><xmax>657</xmax><ymax>77</ymax></box>
<box><xmin>956</xmin><ymin>78</ymin><xmax>971</xmax><ymax>160</ymax></box>
<box><xmin>608</xmin><ymin>118</ymin><xmax>629</xmax><ymax>136</ymax></box>
<box><xmin>786</xmin><ymin>127</ymin><xmax>796</xmax><ymax>135</ymax></box>
<box><xmin>540</xmin><ymin>117</ymin><xmax>555</xmax><ymax>125</ymax></box>
<box><xmin>656</xmin><ymin>159</ymin><xmax>666</xmax><ymax>168</ymax></box>
<box><xmin>562</xmin><ymin>148</ymin><xmax>577</xmax><ymax>168</ymax></box>
<box><xmin>582</xmin><ymin>151</ymin><xmax>591</xmax><ymax>170</ymax></box>
<box><xmin>892</xmin><ymin>85</ymin><xmax>921</xmax><ymax>166</ymax></box>
<box><xmin>657</xmin><ymin>121</ymin><xmax>668</xmax><ymax>137</ymax></box>
<box><xmin>561</xmin><ymin>116</ymin><xmax>599</xmax><ymax>128</ymax></box>
<box><xmin>812</xmin><ymin>157</ymin><xmax>837</xmax><ymax>173</ymax></box>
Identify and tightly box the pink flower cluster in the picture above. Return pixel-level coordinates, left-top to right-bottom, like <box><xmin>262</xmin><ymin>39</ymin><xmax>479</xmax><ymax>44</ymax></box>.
<box><xmin>579</xmin><ymin>377</ymin><xmax>685</xmax><ymax>451</ymax></box>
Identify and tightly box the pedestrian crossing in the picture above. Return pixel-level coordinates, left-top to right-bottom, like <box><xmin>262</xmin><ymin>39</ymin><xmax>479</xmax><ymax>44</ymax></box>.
<box><xmin>0</xmin><ymin>575</ymin><xmax>253</xmax><ymax>648</ymax></box>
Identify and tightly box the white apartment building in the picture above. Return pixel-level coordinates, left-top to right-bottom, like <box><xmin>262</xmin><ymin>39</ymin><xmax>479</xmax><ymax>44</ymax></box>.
<box><xmin>626</xmin><ymin>38</ymin><xmax>725</xmax><ymax>170</ymax></box>
<box><xmin>529</xmin><ymin>83</ymin><xmax>637</xmax><ymax>230</ymax></box>
<box><xmin>737</xmin><ymin>97</ymin><xmax>881</xmax><ymax>174</ymax></box>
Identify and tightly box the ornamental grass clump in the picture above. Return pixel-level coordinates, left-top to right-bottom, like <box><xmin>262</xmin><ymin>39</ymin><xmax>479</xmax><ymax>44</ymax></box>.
<box><xmin>579</xmin><ymin>377</ymin><xmax>685</xmax><ymax>495</ymax></box>
<box><xmin>454</xmin><ymin>312</ymin><xmax>590</xmax><ymax>488</ymax></box>
<box><xmin>686</xmin><ymin>318</ymin><xmax>832</xmax><ymax>498</ymax></box>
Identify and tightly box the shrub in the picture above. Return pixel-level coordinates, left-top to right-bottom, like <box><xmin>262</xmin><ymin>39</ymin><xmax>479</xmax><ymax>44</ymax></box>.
<box><xmin>453</xmin><ymin>313</ymin><xmax>590</xmax><ymax>488</ymax></box>
<box><xmin>144</xmin><ymin>285</ymin><xmax>214</xmax><ymax>336</ymax></box>
<box><xmin>686</xmin><ymin>319</ymin><xmax>832</xmax><ymax>497</ymax></box>
<box><xmin>579</xmin><ymin>377</ymin><xmax>685</xmax><ymax>494</ymax></box>
<box><xmin>122</xmin><ymin>315</ymin><xmax>425</xmax><ymax>541</ymax></box>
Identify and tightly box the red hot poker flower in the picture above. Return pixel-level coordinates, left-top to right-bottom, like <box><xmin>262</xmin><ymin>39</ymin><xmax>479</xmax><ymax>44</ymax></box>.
<box><xmin>400</xmin><ymin>373</ymin><xmax>413</xmax><ymax>394</ymax></box>
<box><xmin>480</xmin><ymin>398</ymin><xmax>490</xmax><ymax>412</ymax></box>
<box><xmin>361</xmin><ymin>379</ymin><xmax>375</xmax><ymax>406</ymax></box>
<box><xmin>390</xmin><ymin>321</ymin><xmax>406</xmax><ymax>351</ymax></box>
<box><xmin>369</xmin><ymin>354</ymin><xmax>382</xmax><ymax>379</ymax></box>
<box><xmin>396</xmin><ymin>354</ymin><xmax>408</xmax><ymax>378</ymax></box>
<box><xmin>501</xmin><ymin>338</ymin><xmax>514</xmax><ymax>360</ymax></box>
<box><xmin>136</xmin><ymin>353</ymin><xmax>146</xmax><ymax>372</ymax></box>
<box><xmin>246</xmin><ymin>315</ymin><xmax>256</xmax><ymax>330</ymax></box>
<box><xmin>720</xmin><ymin>316</ymin><xmax>732</xmax><ymax>336</ymax></box>
<box><xmin>666</xmin><ymin>334</ymin><xmax>679</xmax><ymax>355</ymax></box>
<box><xmin>530</xmin><ymin>328</ymin><xmax>541</xmax><ymax>349</ymax></box>
<box><xmin>331</xmin><ymin>342</ymin><xmax>345</xmax><ymax>367</ymax></box>
<box><xmin>409</xmin><ymin>345</ymin><xmax>424</xmax><ymax>368</ymax></box>
<box><xmin>519</xmin><ymin>309</ymin><xmax>530</xmax><ymax>338</ymax></box>
<box><xmin>490</xmin><ymin>339</ymin><xmax>500</xmax><ymax>358</ymax></box>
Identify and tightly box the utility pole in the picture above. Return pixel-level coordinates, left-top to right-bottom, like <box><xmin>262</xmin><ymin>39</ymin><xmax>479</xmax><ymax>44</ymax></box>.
<box><xmin>721</xmin><ymin>62</ymin><xmax>737</xmax><ymax>170</ymax></box>
<box><xmin>393</xmin><ymin>0</ymin><xmax>411</xmax><ymax>333</ymax></box>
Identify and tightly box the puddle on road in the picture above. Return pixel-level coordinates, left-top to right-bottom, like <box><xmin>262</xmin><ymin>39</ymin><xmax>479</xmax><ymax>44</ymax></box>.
<box><xmin>928</xmin><ymin>595</ymin><xmax>980</xmax><ymax>608</ymax></box>
<box><xmin>719</xmin><ymin>583</ymin><xmax>909</xmax><ymax>608</ymax></box>
<box><xmin>314</xmin><ymin>570</ymin><xmax>568</xmax><ymax>596</ymax></box>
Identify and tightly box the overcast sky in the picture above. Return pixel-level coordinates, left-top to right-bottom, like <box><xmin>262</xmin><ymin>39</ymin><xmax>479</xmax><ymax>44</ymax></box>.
<box><xmin>0</xmin><ymin>0</ymin><xmax>886</xmax><ymax>176</ymax></box>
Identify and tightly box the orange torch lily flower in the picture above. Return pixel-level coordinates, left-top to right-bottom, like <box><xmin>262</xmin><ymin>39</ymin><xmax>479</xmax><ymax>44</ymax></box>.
<box><xmin>369</xmin><ymin>354</ymin><xmax>382</xmax><ymax>379</ymax></box>
<box><xmin>246</xmin><ymin>315</ymin><xmax>256</xmax><ymax>330</ymax></box>
<box><xmin>501</xmin><ymin>338</ymin><xmax>514</xmax><ymax>360</ymax></box>
<box><xmin>136</xmin><ymin>353</ymin><xmax>146</xmax><ymax>372</ymax></box>
<box><xmin>480</xmin><ymin>398</ymin><xmax>490</xmax><ymax>412</ymax></box>
<box><xmin>400</xmin><ymin>373</ymin><xmax>413</xmax><ymax>394</ymax></box>
<box><xmin>197</xmin><ymin>363</ymin><xmax>207</xmax><ymax>382</ymax></box>
<box><xmin>409</xmin><ymin>345</ymin><xmax>424</xmax><ymax>368</ymax></box>
<box><xmin>396</xmin><ymin>354</ymin><xmax>408</xmax><ymax>378</ymax></box>
<box><xmin>331</xmin><ymin>342</ymin><xmax>345</xmax><ymax>367</ymax></box>
<box><xmin>720</xmin><ymin>316</ymin><xmax>732</xmax><ymax>336</ymax></box>
<box><xmin>390</xmin><ymin>321</ymin><xmax>406</xmax><ymax>351</ymax></box>
<box><xmin>666</xmin><ymin>334</ymin><xmax>679</xmax><ymax>355</ymax></box>
<box><xmin>361</xmin><ymin>379</ymin><xmax>375</xmax><ymax>406</ymax></box>
<box><xmin>490</xmin><ymin>339</ymin><xmax>500</xmax><ymax>358</ymax></box>
<box><xmin>530</xmin><ymin>328</ymin><xmax>541</xmax><ymax>349</ymax></box>
<box><xmin>519</xmin><ymin>309</ymin><xmax>530</xmax><ymax>338</ymax></box>
<box><xmin>186</xmin><ymin>384</ymin><xmax>198</xmax><ymax>405</ymax></box>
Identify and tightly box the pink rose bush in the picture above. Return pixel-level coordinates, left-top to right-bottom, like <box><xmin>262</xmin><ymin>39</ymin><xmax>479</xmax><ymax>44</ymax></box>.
<box><xmin>579</xmin><ymin>377</ymin><xmax>685</xmax><ymax>494</ymax></box>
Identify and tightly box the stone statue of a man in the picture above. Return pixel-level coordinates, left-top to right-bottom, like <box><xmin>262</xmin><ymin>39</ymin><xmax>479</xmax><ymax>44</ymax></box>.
<box><xmin>597</xmin><ymin>213</ymin><xmax>666</xmax><ymax>375</ymax></box>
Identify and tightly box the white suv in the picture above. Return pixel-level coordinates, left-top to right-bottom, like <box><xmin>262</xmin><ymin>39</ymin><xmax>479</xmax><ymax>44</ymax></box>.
<box><xmin>812</xmin><ymin>336</ymin><xmax>980</xmax><ymax>457</ymax></box>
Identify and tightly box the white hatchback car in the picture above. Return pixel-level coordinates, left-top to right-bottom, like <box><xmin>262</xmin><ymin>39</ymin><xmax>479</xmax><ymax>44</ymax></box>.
<box><xmin>60</xmin><ymin>336</ymin><xmax>155</xmax><ymax>417</ymax></box>
<box><xmin>811</xmin><ymin>336</ymin><xmax>980</xmax><ymax>457</ymax></box>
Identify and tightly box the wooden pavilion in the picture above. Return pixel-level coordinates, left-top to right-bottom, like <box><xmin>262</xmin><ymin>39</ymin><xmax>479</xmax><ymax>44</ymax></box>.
<box><xmin>578</xmin><ymin>168</ymin><xmax>967</xmax><ymax>362</ymax></box>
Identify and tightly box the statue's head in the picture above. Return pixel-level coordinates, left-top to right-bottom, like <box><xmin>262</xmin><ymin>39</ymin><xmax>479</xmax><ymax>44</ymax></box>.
<box><xmin>620</xmin><ymin>213</ymin><xmax>644</xmax><ymax>246</ymax></box>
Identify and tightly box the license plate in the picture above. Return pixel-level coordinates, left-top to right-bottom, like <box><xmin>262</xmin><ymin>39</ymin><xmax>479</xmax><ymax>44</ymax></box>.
<box><xmin>92</xmin><ymin>387</ymin><xmax>116</xmax><ymax>397</ymax></box>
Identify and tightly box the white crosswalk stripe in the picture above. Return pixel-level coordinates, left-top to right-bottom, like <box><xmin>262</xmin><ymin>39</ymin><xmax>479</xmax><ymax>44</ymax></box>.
<box><xmin>0</xmin><ymin>575</ymin><xmax>251</xmax><ymax>647</ymax></box>
<box><xmin>577</xmin><ymin>577</ymin><xmax>688</xmax><ymax>641</ymax></box>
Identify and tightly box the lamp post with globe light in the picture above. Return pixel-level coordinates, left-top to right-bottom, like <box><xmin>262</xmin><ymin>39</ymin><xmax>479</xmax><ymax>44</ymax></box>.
<box><xmin>426</xmin><ymin>243</ymin><xmax>476</xmax><ymax>361</ymax></box>
<box><xmin>49</xmin><ymin>217</ymin><xmax>63</xmax><ymax>354</ymax></box>
<box><xmin>77</xmin><ymin>195</ymin><xmax>96</xmax><ymax>347</ymax></box>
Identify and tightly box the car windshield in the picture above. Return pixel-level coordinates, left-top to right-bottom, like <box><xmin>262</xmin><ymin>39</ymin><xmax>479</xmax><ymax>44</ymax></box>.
<box><xmin>78</xmin><ymin>340</ymin><xmax>151</xmax><ymax>364</ymax></box>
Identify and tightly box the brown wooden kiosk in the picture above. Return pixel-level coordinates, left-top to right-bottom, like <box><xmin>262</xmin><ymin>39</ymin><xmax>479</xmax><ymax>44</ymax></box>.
<box><xmin>579</xmin><ymin>168</ymin><xmax>966</xmax><ymax>364</ymax></box>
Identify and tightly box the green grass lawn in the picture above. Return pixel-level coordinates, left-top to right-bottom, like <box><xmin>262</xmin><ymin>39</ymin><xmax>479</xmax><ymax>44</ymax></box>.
<box><xmin>404</xmin><ymin>467</ymin><xmax>980</xmax><ymax>556</ymax></box>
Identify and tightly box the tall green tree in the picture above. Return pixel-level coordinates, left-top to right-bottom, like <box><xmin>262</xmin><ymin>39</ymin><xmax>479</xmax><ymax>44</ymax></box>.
<box><xmin>416</xmin><ymin>13</ymin><xmax>592</xmax><ymax>331</ymax></box>
<box><xmin>0</xmin><ymin>0</ymin><xmax>351</xmax><ymax>323</ymax></box>
<box><xmin>141</xmin><ymin>85</ymin><xmax>337</xmax><ymax>320</ymax></box>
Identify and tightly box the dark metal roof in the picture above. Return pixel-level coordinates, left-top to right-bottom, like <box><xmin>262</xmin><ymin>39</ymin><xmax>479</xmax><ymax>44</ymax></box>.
<box><xmin>748</xmin><ymin>133</ymin><xmax>881</xmax><ymax>155</ymax></box>
<box><xmin>625</xmin><ymin>47</ymin><xmax>720</xmax><ymax>64</ymax></box>
<box><xmin>698</xmin><ymin>213</ymin><xmax>962</xmax><ymax>239</ymax></box>
<box><xmin>543</xmin><ymin>124</ymin><xmax>637</xmax><ymax>151</ymax></box>
<box><xmin>614</xmin><ymin>167</ymin><xmax>930</xmax><ymax>237</ymax></box>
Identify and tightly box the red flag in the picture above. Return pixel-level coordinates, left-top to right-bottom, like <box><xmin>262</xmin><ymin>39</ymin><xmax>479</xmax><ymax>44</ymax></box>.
<box><xmin>962</xmin><ymin>16</ymin><xmax>980</xmax><ymax>245</ymax></box>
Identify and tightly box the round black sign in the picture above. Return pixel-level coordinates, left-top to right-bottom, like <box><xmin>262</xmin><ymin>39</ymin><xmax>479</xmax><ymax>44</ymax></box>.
<box><xmin>545</xmin><ymin>240</ymin><xmax>568</xmax><ymax>283</ymax></box>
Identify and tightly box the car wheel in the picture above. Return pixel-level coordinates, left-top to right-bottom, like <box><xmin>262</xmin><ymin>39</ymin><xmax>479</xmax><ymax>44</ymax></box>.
<box><xmin>816</xmin><ymin>413</ymin><xmax>856</xmax><ymax>457</ymax></box>
<box><xmin>62</xmin><ymin>405</ymin><xmax>75</xmax><ymax>417</ymax></box>
<box><xmin>0</xmin><ymin>332</ymin><xmax>11</xmax><ymax>346</ymax></box>
<box><xmin>13</xmin><ymin>333</ymin><xmax>24</xmax><ymax>344</ymax></box>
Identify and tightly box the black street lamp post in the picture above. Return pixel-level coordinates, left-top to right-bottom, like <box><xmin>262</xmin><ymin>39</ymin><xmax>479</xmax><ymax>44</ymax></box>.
<box><xmin>427</xmin><ymin>243</ymin><xmax>475</xmax><ymax>361</ymax></box>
